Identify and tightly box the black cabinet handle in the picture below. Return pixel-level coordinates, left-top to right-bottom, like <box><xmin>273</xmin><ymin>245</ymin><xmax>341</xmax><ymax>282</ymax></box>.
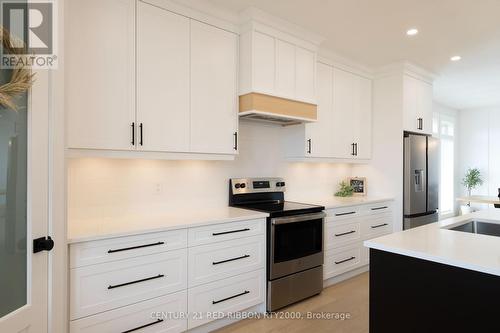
<box><xmin>334</xmin><ymin>230</ymin><xmax>356</xmax><ymax>237</ymax></box>
<box><xmin>355</xmin><ymin>143</ymin><xmax>358</xmax><ymax>156</ymax></box>
<box><xmin>335</xmin><ymin>211</ymin><xmax>356</xmax><ymax>217</ymax></box>
<box><xmin>212</xmin><ymin>228</ymin><xmax>250</xmax><ymax>236</ymax></box>
<box><xmin>108</xmin><ymin>274</ymin><xmax>164</xmax><ymax>289</ymax></box>
<box><xmin>371</xmin><ymin>206</ymin><xmax>388</xmax><ymax>211</ymax></box>
<box><xmin>122</xmin><ymin>319</ymin><xmax>164</xmax><ymax>333</ymax></box>
<box><xmin>371</xmin><ymin>223</ymin><xmax>389</xmax><ymax>229</ymax></box>
<box><xmin>131</xmin><ymin>122</ymin><xmax>135</xmax><ymax>146</ymax></box>
<box><xmin>417</xmin><ymin>118</ymin><xmax>423</xmax><ymax>130</ymax></box>
<box><xmin>307</xmin><ymin>139</ymin><xmax>312</xmax><ymax>154</ymax></box>
<box><xmin>234</xmin><ymin>132</ymin><xmax>238</xmax><ymax>150</ymax></box>
<box><xmin>108</xmin><ymin>241</ymin><xmax>165</xmax><ymax>254</ymax></box>
<box><xmin>139</xmin><ymin>123</ymin><xmax>143</xmax><ymax>146</ymax></box>
<box><xmin>335</xmin><ymin>256</ymin><xmax>356</xmax><ymax>265</ymax></box>
<box><xmin>212</xmin><ymin>290</ymin><xmax>250</xmax><ymax>305</ymax></box>
<box><xmin>213</xmin><ymin>254</ymin><xmax>250</xmax><ymax>265</ymax></box>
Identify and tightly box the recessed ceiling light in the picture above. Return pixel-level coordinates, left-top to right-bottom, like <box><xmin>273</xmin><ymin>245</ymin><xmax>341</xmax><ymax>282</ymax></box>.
<box><xmin>450</xmin><ymin>55</ymin><xmax>462</xmax><ymax>61</ymax></box>
<box><xmin>406</xmin><ymin>28</ymin><xmax>419</xmax><ymax>36</ymax></box>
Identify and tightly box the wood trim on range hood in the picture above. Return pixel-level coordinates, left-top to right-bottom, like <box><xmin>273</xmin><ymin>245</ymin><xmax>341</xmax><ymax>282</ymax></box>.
<box><xmin>239</xmin><ymin>93</ymin><xmax>317</xmax><ymax>124</ymax></box>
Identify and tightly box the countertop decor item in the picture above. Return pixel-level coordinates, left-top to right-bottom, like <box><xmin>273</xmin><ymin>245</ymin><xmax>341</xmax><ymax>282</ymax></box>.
<box><xmin>461</xmin><ymin>168</ymin><xmax>483</xmax><ymax>206</ymax></box>
<box><xmin>334</xmin><ymin>180</ymin><xmax>354</xmax><ymax>197</ymax></box>
<box><xmin>349</xmin><ymin>177</ymin><xmax>367</xmax><ymax>196</ymax></box>
<box><xmin>0</xmin><ymin>27</ymin><xmax>35</xmax><ymax>110</ymax></box>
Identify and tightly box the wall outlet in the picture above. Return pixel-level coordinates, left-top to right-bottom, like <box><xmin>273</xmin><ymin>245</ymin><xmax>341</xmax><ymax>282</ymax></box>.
<box><xmin>154</xmin><ymin>183</ymin><xmax>163</xmax><ymax>195</ymax></box>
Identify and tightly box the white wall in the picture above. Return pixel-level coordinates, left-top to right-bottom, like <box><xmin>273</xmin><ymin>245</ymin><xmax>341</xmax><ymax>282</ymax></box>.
<box><xmin>68</xmin><ymin>121</ymin><xmax>353</xmax><ymax>222</ymax></box>
<box><xmin>458</xmin><ymin>106</ymin><xmax>500</xmax><ymax>210</ymax></box>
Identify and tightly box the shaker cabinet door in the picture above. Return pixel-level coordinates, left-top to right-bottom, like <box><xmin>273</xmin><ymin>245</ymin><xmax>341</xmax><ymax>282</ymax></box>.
<box><xmin>190</xmin><ymin>20</ymin><xmax>238</xmax><ymax>154</ymax></box>
<box><xmin>136</xmin><ymin>1</ymin><xmax>190</xmax><ymax>152</ymax></box>
<box><xmin>67</xmin><ymin>0</ymin><xmax>136</xmax><ymax>150</ymax></box>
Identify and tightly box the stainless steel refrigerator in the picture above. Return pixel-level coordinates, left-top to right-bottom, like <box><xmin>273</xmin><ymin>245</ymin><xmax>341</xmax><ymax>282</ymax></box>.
<box><xmin>403</xmin><ymin>132</ymin><xmax>439</xmax><ymax>230</ymax></box>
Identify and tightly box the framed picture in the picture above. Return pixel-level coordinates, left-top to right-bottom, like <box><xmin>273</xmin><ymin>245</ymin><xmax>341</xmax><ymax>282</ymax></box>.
<box><xmin>349</xmin><ymin>177</ymin><xmax>366</xmax><ymax>196</ymax></box>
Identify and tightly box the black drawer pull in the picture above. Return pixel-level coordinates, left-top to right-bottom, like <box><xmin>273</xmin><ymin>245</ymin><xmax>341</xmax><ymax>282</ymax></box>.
<box><xmin>212</xmin><ymin>228</ymin><xmax>250</xmax><ymax>236</ymax></box>
<box><xmin>108</xmin><ymin>274</ymin><xmax>164</xmax><ymax>290</ymax></box>
<box><xmin>335</xmin><ymin>256</ymin><xmax>356</xmax><ymax>265</ymax></box>
<box><xmin>371</xmin><ymin>206</ymin><xmax>388</xmax><ymax>211</ymax></box>
<box><xmin>335</xmin><ymin>211</ymin><xmax>356</xmax><ymax>217</ymax></box>
<box><xmin>213</xmin><ymin>254</ymin><xmax>250</xmax><ymax>265</ymax></box>
<box><xmin>334</xmin><ymin>230</ymin><xmax>356</xmax><ymax>237</ymax></box>
<box><xmin>212</xmin><ymin>290</ymin><xmax>250</xmax><ymax>305</ymax></box>
<box><xmin>371</xmin><ymin>223</ymin><xmax>389</xmax><ymax>229</ymax></box>
<box><xmin>122</xmin><ymin>319</ymin><xmax>163</xmax><ymax>333</ymax></box>
<box><xmin>108</xmin><ymin>241</ymin><xmax>165</xmax><ymax>253</ymax></box>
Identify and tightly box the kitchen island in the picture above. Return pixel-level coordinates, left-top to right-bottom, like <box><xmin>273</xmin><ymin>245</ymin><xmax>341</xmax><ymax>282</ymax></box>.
<box><xmin>364</xmin><ymin>209</ymin><xmax>500</xmax><ymax>333</ymax></box>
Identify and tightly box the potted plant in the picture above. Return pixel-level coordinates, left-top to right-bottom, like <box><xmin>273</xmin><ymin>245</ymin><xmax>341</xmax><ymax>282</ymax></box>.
<box><xmin>461</xmin><ymin>168</ymin><xmax>483</xmax><ymax>215</ymax></box>
<box><xmin>334</xmin><ymin>181</ymin><xmax>354</xmax><ymax>197</ymax></box>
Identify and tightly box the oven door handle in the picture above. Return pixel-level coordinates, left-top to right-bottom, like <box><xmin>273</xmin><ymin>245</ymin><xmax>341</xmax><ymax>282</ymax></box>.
<box><xmin>271</xmin><ymin>212</ymin><xmax>326</xmax><ymax>225</ymax></box>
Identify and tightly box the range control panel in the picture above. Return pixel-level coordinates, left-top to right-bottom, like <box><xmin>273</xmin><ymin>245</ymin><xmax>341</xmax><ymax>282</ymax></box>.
<box><xmin>230</xmin><ymin>178</ymin><xmax>286</xmax><ymax>194</ymax></box>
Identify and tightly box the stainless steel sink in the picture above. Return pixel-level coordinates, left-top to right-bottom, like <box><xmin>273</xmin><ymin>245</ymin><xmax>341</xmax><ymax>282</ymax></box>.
<box><xmin>448</xmin><ymin>220</ymin><xmax>500</xmax><ymax>237</ymax></box>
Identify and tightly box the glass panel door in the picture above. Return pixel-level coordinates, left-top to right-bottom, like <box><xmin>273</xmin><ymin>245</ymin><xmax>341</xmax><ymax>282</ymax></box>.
<box><xmin>0</xmin><ymin>69</ymin><xmax>28</xmax><ymax>317</ymax></box>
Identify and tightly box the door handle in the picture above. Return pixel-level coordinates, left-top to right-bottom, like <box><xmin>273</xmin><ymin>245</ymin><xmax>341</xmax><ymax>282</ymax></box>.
<box><xmin>122</xmin><ymin>319</ymin><xmax>164</xmax><ymax>333</ymax></box>
<box><xmin>212</xmin><ymin>254</ymin><xmax>250</xmax><ymax>265</ymax></box>
<box><xmin>139</xmin><ymin>123</ymin><xmax>143</xmax><ymax>146</ymax></box>
<box><xmin>307</xmin><ymin>139</ymin><xmax>312</xmax><ymax>154</ymax></box>
<box><xmin>131</xmin><ymin>122</ymin><xmax>135</xmax><ymax>146</ymax></box>
<box><xmin>212</xmin><ymin>290</ymin><xmax>250</xmax><ymax>305</ymax></box>
<box><xmin>233</xmin><ymin>132</ymin><xmax>238</xmax><ymax>150</ymax></box>
<box><xmin>108</xmin><ymin>241</ymin><xmax>165</xmax><ymax>253</ymax></box>
<box><xmin>351</xmin><ymin>143</ymin><xmax>355</xmax><ymax>156</ymax></box>
<box><xmin>355</xmin><ymin>143</ymin><xmax>358</xmax><ymax>156</ymax></box>
<box><xmin>33</xmin><ymin>236</ymin><xmax>54</xmax><ymax>253</ymax></box>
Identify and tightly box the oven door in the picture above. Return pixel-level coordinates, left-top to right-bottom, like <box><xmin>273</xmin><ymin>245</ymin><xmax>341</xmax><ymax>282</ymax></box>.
<box><xmin>270</xmin><ymin>212</ymin><xmax>325</xmax><ymax>280</ymax></box>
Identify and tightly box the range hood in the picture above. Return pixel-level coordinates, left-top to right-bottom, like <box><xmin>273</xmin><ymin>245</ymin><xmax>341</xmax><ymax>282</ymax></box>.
<box><xmin>239</xmin><ymin>93</ymin><xmax>317</xmax><ymax>126</ymax></box>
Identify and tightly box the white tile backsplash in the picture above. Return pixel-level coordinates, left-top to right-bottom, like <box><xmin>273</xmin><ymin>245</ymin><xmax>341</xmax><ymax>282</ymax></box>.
<box><xmin>68</xmin><ymin>121</ymin><xmax>352</xmax><ymax>221</ymax></box>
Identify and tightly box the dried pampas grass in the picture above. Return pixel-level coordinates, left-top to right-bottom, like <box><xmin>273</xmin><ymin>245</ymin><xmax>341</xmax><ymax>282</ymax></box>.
<box><xmin>0</xmin><ymin>26</ymin><xmax>36</xmax><ymax>111</ymax></box>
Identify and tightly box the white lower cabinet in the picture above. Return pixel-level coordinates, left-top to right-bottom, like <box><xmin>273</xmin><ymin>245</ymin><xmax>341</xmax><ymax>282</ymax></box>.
<box><xmin>324</xmin><ymin>244</ymin><xmax>363</xmax><ymax>277</ymax></box>
<box><xmin>188</xmin><ymin>235</ymin><xmax>265</xmax><ymax>287</ymax></box>
<box><xmin>70</xmin><ymin>290</ymin><xmax>188</xmax><ymax>333</ymax></box>
<box><xmin>323</xmin><ymin>201</ymin><xmax>393</xmax><ymax>280</ymax></box>
<box><xmin>70</xmin><ymin>249</ymin><xmax>188</xmax><ymax>320</ymax></box>
<box><xmin>188</xmin><ymin>269</ymin><xmax>265</xmax><ymax>329</ymax></box>
<box><xmin>69</xmin><ymin>218</ymin><xmax>266</xmax><ymax>332</ymax></box>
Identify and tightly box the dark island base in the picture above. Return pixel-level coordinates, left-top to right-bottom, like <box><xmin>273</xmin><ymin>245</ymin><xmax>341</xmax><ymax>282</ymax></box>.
<box><xmin>370</xmin><ymin>249</ymin><xmax>500</xmax><ymax>333</ymax></box>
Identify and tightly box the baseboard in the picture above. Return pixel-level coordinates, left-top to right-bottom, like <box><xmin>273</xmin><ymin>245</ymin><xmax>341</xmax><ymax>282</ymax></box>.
<box><xmin>323</xmin><ymin>265</ymin><xmax>369</xmax><ymax>288</ymax></box>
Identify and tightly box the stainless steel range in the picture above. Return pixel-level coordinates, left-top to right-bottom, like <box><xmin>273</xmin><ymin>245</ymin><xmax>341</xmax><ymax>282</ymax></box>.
<box><xmin>229</xmin><ymin>177</ymin><xmax>325</xmax><ymax>312</ymax></box>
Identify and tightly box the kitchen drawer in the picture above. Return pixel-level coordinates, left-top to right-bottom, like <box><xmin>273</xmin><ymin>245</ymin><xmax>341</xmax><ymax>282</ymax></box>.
<box><xmin>188</xmin><ymin>269</ymin><xmax>265</xmax><ymax>329</ymax></box>
<box><xmin>325</xmin><ymin>220</ymin><xmax>362</xmax><ymax>249</ymax></box>
<box><xmin>326</xmin><ymin>206</ymin><xmax>362</xmax><ymax>222</ymax></box>
<box><xmin>70</xmin><ymin>229</ymin><xmax>188</xmax><ymax>268</ymax></box>
<box><xmin>70</xmin><ymin>249</ymin><xmax>187</xmax><ymax>320</ymax></box>
<box><xmin>324</xmin><ymin>244</ymin><xmax>363</xmax><ymax>279</ymax></box>
<box><xmin>188</xmin><ymin>235</ymin><xmax>265</xmax><ymax>287</ymax></box>
<box><xmin>363</xmin><ymin>213</ymin><xmax>393</xmax><ymax>239</ymax></box>
<box><xmin>188</xmin><ymin>218</ymin><xmax>265</xmax><ymax>247</ymax></box>
<box><xmin>366</xmin><ymin>202</ymin><xmax>392</xmax><ymax>215</ymax></box>
<box><xmin>70</xmin><ymin>290</ymin><xmax>187</xmax><ymax>333</ymax></box>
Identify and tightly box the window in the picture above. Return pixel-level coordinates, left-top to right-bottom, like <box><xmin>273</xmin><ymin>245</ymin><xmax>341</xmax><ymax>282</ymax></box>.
<box><xmin>433</xmin><ymin>113</ymin><xmax>456</xmax><ymax>217</ymax></box>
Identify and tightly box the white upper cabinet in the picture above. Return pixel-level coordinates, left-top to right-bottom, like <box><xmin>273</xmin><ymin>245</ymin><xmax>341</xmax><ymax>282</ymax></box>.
<box><xmin>190</xmin><ymin>20</ymin><xmax>238</xmax><ymax>154</ymax></box>
<box><xmin>136</xmin><ymin>2</ymin><xmax>190</xmax><ymax>152</ymax></box>
<box><xmin>403</xmin><ymin>74</ymin><xmax>433</xmax><ymax>135</ymax></box>
<box><xmin>332</xmin><ymin>68</ymin><xmax>372</xmax><ymax>159</ymax></box>
<box><xmin>240</xmin><ymin>23</ymin><xmax>318</xmax><ymax>104</ymax></box>
<box><xmin>275</xmin><ymin>40</ymin><xmax>296</xmax><ymax>99</ymax></box>
<box><xmin>67</xmin><ymin>0</ymin><xmax>135</xmax><ymax>150</ymax></box>
<box><xmin>295</xmin><ymin>47</ymin><xmax>316</xmax><ymax>103</ymax></box>
<box><xmin>285</xmin><ymin>63</ymin><xmax>372</xmax><ymax>160</ymax></box>
<box><xmin>304</xmin><ymin>62</ymin><xmax>334</xmax><ymax>157</ymax></box>
<box><xmin>252</xmin><ymin>31</ymin><xmax>275</xmax><ymax>94</ymax></box>
<box><xmin>67</xmin><ymin>0</ymin><xmax>238</xmax><ymax>158</ymax></box>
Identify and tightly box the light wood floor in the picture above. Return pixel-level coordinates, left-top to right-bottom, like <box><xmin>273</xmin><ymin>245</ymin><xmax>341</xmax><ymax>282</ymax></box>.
<box><xmin>216</xmin><ymin>272</ymin><xmax>369</xmax><ymax>333</ymax></box>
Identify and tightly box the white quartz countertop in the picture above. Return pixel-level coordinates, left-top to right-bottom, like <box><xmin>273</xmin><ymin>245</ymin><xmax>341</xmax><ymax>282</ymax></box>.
<box><xmin>364</xmin><ymin>209</ymin><xmax>500</xmax><ymax>276</ymax></box>
<box><xmin>67</xmin><ymin>207</ymin><xmax>269</xmax><ymax>244</ymax></box>
<box><xmin>289</xmin><ymin>196</ymin><xmax>394</xmax><ymax>209</ymax></box>
<box><xmin>456</xmin><ymin>195</ymin><xmax>500</xmax><ymax>205</ymax></box>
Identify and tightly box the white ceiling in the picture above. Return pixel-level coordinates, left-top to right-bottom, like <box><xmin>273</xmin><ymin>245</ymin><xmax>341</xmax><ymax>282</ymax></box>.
<box><xmin>210</xmin><ymin>0</ymin><xmax>500</xmax><ymax>110</ymax></box>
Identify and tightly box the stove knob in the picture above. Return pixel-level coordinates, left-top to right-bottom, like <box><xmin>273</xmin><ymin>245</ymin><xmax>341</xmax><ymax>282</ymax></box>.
<box><xmin>240</xmin><ymin>183</ymin><xmax>246</xmax><ymax>189</ymax></box>
<box><xmin>235</xmin><ymin>183</ymin><xmax>241</xmax><ymax>189</ymax></box>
